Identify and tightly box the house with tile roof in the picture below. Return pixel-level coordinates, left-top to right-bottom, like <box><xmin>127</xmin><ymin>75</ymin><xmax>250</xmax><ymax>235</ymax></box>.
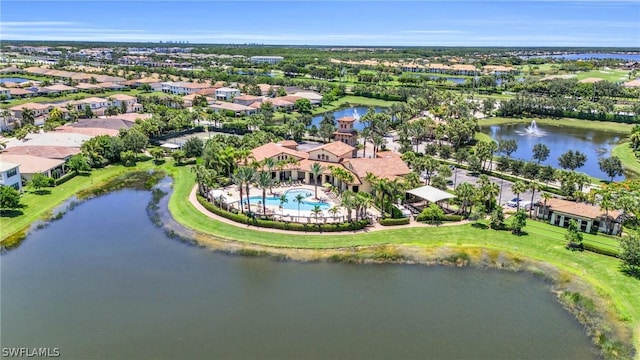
<box><xmin>535</xmin><ymin>198</ymin><xmax>624</xmax><ymax>235</ymax></box>
<box><xmin>249</xmin><ymin>141</ymin><xmax>410</xmax><ymax>194</ymax></box>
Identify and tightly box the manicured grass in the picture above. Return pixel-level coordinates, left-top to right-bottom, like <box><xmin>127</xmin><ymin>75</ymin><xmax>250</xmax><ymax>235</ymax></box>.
<box><xmin>479</xmin><ymin>117</ymin><xmax>635</xmax><ymax>133</ymax></box>
<box><xmin>0</xmin><ymin>89</ymin><xmax>144</xmax><ymax>108</ymax></box>
<box><xmin>575</xmin><ymin>69</ymin><xmax>631</xmax><ymax>82</ymax></box>
<box><xmin>164</xmin><ymin>165</ymin><xmax>640</xmax><ymax>355</ymax></box>
<box><xmin>612</xmin><ymin>142</ymin><xmax>640</xmax><ymax>179</ymax></box>
<box><xmin>312</xmin><ymin>95</ymin><xmax>398</xmax><ymax>115</ymax></box>
<box><xmin>0</xmin><ymin>160</ymin><xmax>157</xmax><ymax>242</ymax></box>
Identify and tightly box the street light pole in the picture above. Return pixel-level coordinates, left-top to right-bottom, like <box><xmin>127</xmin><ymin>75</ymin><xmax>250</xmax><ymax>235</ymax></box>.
<box><xmin>453</xmin><ymin>166</ymin><xmax>458</xmax><ymax>189</ymax></box>
<box><xmin>498</xmin><ymin>177</ymin><xmax>504</xmax><ymax>205</ymax></box>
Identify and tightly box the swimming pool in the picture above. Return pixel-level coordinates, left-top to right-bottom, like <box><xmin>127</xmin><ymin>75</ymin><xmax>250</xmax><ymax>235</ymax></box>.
<box><xmin>245</xmin><ymin>188</ymin><xmax>331</xmax><ymax>212</ymax></box>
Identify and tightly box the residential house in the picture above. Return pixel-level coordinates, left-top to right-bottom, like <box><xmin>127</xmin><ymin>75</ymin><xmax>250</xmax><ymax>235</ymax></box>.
<box><xmin>161</xmin><ymin>81</ymin><xmax>212</xmax><ymax>95</ymax></box>
<box><xmin>233</xmin><ymin>95</ymin><xmax>263</xmax><ymax>106</ymax></box>
<box><xmin>0</xmin><ymin>87</ymin><xmax>10</xmax><ymax>99</ymax></box>
<box><xmin>0</xmin><ymin>154</ymin><xmax>66</xmax><ymax>180</ymax></box>
<box><xmin>535</xmin><ymin>198</ymin><xmax>623</xmax><ymax>235</ymax></box>
<box><xmin>2</xmin><ymin>145</ymin><xmax>80</xmax><ymax>160</ymax></box>
<box><xmin>0</xmin><ymin>161</ymin><xmax>22</xmax><ymax>191</ymax></box>
<box><xmin>291</xmin><ymin>91</ymin><xmax>323</xmax><ymax>105</ymax></box>
<box><xmin>249</xmin><ymin>141</ymin><xmax>410</xmax><ymax>194</ymax></box>
<box><xmin>8</xmin><ymin>102</ymin><xmax>53</xmax><ymax>128</ymax></box>
<box><xmin>109</xmin><ymin>94</ymin><xmax>142</xmax><ymax>112</ymax></box>
<box><xmin>209</xmin><ymin>102</ymin><xmax>256</xmax><ymax>116</ymax></box>
<box><xmin>38</xmin><ymin>84</ymin><xmax>77</xmax><ymax>95</ymax></box>
<box><xmin>214</xmin><ymin>87</ymin><xmax>241</xmax><ymax>101</ymax></box>
<box><xmin>0</xmin><ymin>66</ymin><xmax>23</xmax><ymax>74</ymax></box>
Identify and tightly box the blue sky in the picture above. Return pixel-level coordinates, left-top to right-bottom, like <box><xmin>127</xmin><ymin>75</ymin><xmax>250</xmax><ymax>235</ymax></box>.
<box><xmin>1</xmin><ymin>1</ymin><xmax>639</xmax><ymax>46</ymax></box>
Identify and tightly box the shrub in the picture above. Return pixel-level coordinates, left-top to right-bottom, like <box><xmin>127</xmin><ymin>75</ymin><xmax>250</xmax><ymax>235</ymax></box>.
<box><xmin>416</xmin><ymin>203</ymin><xmax>445</xmax><ymax>224</ymax></box>
<box><xmin>379</xmin><ymin>217</ymin><xmax>410</xmax><ymax>226</ymax></box>
<box><xmin>54</xmin><ymin>172</ymin><xmax>77</xmax><ymax>186</ymax></box>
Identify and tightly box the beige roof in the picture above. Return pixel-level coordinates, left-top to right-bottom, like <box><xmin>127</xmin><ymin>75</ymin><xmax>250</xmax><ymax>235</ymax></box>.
<box><xmin>278</xmin><ymin>95</ymin><xmax>302</xmax><ymax>103</ymax></box>
<box><xmin>0</xmin><ymin>154</ymin><xmax>65</xmax><ymax>174</ymax></box>
<box><xmin>0</xmin><ymin>161</ymin><xmax>20</xmax><ymax>172</ymax></box>
<box><xmin>9</xmin><ymin>88</ymin><xmax>35</xmax><ymax>96</ymax></box>
<box><xmin>544</xmin><ymin>198</ymin><xmax>622</xmax><ymax>219</ymax></box>
<box><xmin>0</xmin><ymin>66</ymin><xmax>23</xmax><ymax>74</ymax></box>
<box><xmin>104</xmin><ymin>113</ymin><xmax>152</xmax><ymax>123</ymax></box>
<box><xmin>250</xmin><ymin>143</ymin><xmax>308</xmax><ymax>163</ymax></box>
<box><xmin>209</xmin><ymin>102</ymin><xmax>254</xmax><ymax>112</ymax></box>
<box><xmin>42</xmin><ymin>84</ymin><xmax>76</xmax><ymax>92</ymax></box>
<box><xmin>9</xmin><ymin>102</ymin><xmax>52</xmax><ymax>111</ymax></box>
<box><xmin>451</xmin><ymin>64</ymin><xmax>477</xmax><ymax>71</ymax></box>
<box><xmin>234</xmin><ymin>95</ymin><xmax>263</xmax><ymax>102</ymax></box>
<box><xmin>337</xmin><ymin>116</ymin><xmax>356</xmax><ymax>123</ymax></box>
<box><xmin>343</xmin><ymin>156</ymin><xmax>411</xmax><ymax>181</ymax></box>
<box><xmin>75</xmin><ymin>83</ymin><xmax>102</xmax><ymax>90</ymax></box>
<box><xmin>54</xmin><ymin>126</ymin><xmax>119</xmax><ymax>137</ymax></box>
<box><xmin>291</xmin><ymin>160</ymin><xmax>361</xmax><ymax>184</ymax></box>
<box><xmin>2</xmin><ymin>145</ymin><xmax>80</xmax><ymax>159</ymax></box>
<box><xmin>310</xmin><ymin>142</ymin><xmax>355</xmax><ymax>157</ymax></box>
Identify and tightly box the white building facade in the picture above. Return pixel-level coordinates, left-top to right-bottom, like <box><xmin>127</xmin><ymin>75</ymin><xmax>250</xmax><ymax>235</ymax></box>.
<box><xmin>0</xmin><ymin>162</ymin><xmax>22</xmax><ymax>191</ymax></box>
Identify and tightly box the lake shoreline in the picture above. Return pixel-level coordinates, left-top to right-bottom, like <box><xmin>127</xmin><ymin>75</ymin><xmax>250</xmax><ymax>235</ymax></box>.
<box><xmin>149</xmin><ymin>179</ymin><xmax>634</xmax><ymax>360</ymax></box>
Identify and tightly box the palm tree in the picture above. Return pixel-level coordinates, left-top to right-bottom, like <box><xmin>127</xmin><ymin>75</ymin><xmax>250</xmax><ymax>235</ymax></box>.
<box><xmin>293</xmin><ymin>193</ymin><xmax>305</xmax><ymax>218</ymax></box>
<box><xmin>231</xmin><ymin>170</ymin><xmax>245</xmax><ymax>214</ymax></box>
<box><xmin>21</xmin><ymin>108</ymin><xmax>35</xmax><ymax>126</ymax></box>
<box><xmin>256</xmin><ymin>172</ymin><xmax>273</xmax><ymax>215</ymax></box>
<box><xmin>244</xmin><ymin>167</ymin><xmax>257</xmax><ymax>211</ymax></box>
<box><xmin>528</xmin><ymin>181</ymin><xmax>542</xmax><ymax>218</ymax></box>
<box><xmin>512</xmin><ymin>181</ymin><xmax>528</xmax><ymax>211</ymax></box>
<box><xmin>341</xmin><ymin>190</ymin><xmax>356</xmax><ymax>221</ymax></box>
<box><xmin>455</xmin><ymin>182</ymin><xmax>475</xmax><ymax>216</ymax></box>
<box><xmin>310</xmin><ymin>162</ymin><xmax>325</xmax><ymax>199</ymax></box>
<box><xmin>354</xmin><ymin>192</ymin><xmax>373</xmax><ymax>221</ymax></box>
<box><xmin>279</xmin><ymin>194</ymin><xmax>288</xmax><ymax>216</ymax></box>
<box><xmin>328</xmin><ymin>206</ymin><xmax>341</xmax><ymax>220</ymax></box>
<box><xmin>360</xmin><ymin>127</ymin><xmax>371</xmax><ymax>158</ymax></box>
<box><xmin>311</xmin><ymin>205</ymin><xmax>322</xmax><ymax>223</ymax></box>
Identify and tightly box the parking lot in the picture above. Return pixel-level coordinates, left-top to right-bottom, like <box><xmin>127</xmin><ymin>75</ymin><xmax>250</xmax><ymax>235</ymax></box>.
<box><xmin>448</xmin><ymin>168</ymin><xmax>541</xmax><ymax>209</ymax></box>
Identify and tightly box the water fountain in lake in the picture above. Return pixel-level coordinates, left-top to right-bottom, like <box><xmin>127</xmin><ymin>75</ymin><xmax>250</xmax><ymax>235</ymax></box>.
<box><xmin>352</xmin><ymin>108</ymin><xmax>361</xmax><ymax>121</ymax></box>
<box><xmin>516</xmin><ymin>120</ymin><xmax>546</xmax><ymax>137</ymax></box>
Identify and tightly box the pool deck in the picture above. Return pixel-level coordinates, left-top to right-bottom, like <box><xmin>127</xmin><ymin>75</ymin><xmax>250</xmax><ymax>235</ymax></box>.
<box><xmin>219</xmin><ymin>183</ymin><xmax>356</xmax><ymax>221</ymax></box>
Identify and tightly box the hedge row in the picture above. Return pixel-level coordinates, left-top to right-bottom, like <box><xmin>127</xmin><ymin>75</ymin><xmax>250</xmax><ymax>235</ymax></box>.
<box><xmin>197</xmin><ymin>195</ymin><xmax>369</xmax><ymax>232</ymax></box>
<box><xmin>379</xmin><ymin>217</ymin><xmax>410</xmax><ymax>226</ymax></box>
<box><xmin>54</xmin><ymin>172</ymin><xmax>78</xmax><ymax>186</ymax></box>
<box><xmin>582</xmin><ymin>242</ymin><xmax>620</xmax><ymax>258</ymax></box>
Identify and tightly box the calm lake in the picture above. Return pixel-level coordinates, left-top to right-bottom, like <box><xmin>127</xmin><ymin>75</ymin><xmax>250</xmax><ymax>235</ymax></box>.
<box><xmin>1</xmin><ymin>190</ymin><xmax>598</xmax><ymax>359</ymax></box>
<box><xmin>482</xmin><ymin>123</ymin><xmax>626</xmax><ymax>180</ymax></box>
<box><xmin>311</xmin><ymin>106</ymin><xmax>383</xmax><ymax>131</ymax></box>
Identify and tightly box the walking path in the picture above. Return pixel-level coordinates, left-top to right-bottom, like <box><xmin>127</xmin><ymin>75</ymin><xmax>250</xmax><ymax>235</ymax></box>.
<box><xmin>187</xmin><ymin>186</ymin><xmax>470</xmax><ymax>236</ymax></box>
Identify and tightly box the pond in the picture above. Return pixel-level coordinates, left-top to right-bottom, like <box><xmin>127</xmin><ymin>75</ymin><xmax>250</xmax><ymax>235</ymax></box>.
<box><xmin>0</xmin><ymin>189</ymin><xmax>598</xmax><ymax>359</ymax></box>
<box><xmin>311</xmin><ymin>106</ymin><xmax>384</xmax><ymax>131</ymax></box>
<box><xmin>482</xmin><ymin>122</ymin><xmax>627</xmax><ymax>180</ymax></box>
<box><xmin>0</xmin><ymin>77</ymin><xmax>32</xmax><ymax>83</ymax></box>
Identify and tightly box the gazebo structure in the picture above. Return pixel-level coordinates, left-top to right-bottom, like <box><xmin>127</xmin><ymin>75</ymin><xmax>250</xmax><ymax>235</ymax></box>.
<box><xmin>405</xmin><ymin>185</ymin><xmax>456</xmax><ymax>213</ymax></box>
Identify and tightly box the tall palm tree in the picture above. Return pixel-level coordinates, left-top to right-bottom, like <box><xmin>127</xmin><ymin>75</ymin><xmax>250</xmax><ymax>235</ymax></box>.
<box><xmin>455</xmin><ymin>182</ymin><xmax>476</xmax><ymax>216</ymax></box>
<box><xmin>243</xmin><ymin>167</ymin><xmax>257</xmax><ymax>212</ymax></box>
<box><xmin>231</xmin><ymin>170</ymin><xmax>245</xmax><ymax>214</ymax></box>
<box><xmin>341</xmin><ymin>190</ymin><xmax>356</xmax><ymax>221</ymax></box>
<box><xmin>293</xmin><ymin>193</ymin><xmax>305</xmax><ymax>218</ymax></box>
<box><xmin>310</xmin><ymin>162</ymin><xmax>325</xmax><ymax>199</ymax></box>
<box><xmin>360</xmin><ymin>127</ymin><xmax>371</xmax><ymax>158</ymax></box>
<box><xmin>311</xmin><ymin>205</ymin><xmax>322</xmax><ymax>223</ymax></box>
<box><xmin>328</xmin><ymin>206</ymin><xmax>340</xmax><ymax>220</ymax></box>
<box><xmin>511</xmin><ymin>181</ymin><xmax>528</xmax><ymax>211</ymax></box>
<box><xmin>256</xmin><ymin>172</ymin><xmax>273</xmax><ymax>215</ymax></box>
<box><xmin>528</xmin><ymin>181</ymin><xmax>542</xmax><ymax>218</ymax></box>
<box><xmin>279</xmin><ymin>194</ymin><xmax>288</xmax><ymax>216</ymax></box>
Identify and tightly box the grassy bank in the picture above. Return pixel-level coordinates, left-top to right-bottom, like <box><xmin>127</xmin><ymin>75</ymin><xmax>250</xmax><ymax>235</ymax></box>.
<box><xmin>479</xmin><ymin>117</ymin><xmax>635</xmax><ymax>133</ymax></box>
<box><xmin>312</xmin><ymin>95</ymin><xmax>398</xmax><ymax>115</ymax></box>
<box><xmin>612</xmin><ymin>142</ymin><xmax>640</xmax><ymax>179</ymax></box>
<box><xmin>165</xmin><ymin>165</ymin><xmax>639</xmax><ymax>357</ymax></box>
<box><xmin>0</xmin><ymin>160</ymin><xmax>157</xmax><ymax>243</ymax></box>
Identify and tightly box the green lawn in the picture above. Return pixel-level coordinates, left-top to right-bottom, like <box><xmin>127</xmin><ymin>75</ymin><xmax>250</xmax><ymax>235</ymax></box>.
<box><xmin>312</xmin><ymin>95</ymin><xmax>399</xmax><ymax>115</ymax></box>
<box><xmin>612</xmin><ymin>142</ymin><xmax>640</xmax><ymax>179</ymax></box>
<box><xmin>575</xmin><ymin>69</ymin><xmax>631</xmax><ymax>82</ymax></box>
<box><xmin>1</xmin><ymin>89</ymin><xmax>144</xmax><ymax>108</ymax></box>
<box><xmin>0</xmin><ymin>160</ymin><xmax>156</xmax><ymax>242</ymax></box>
<box><xmin>479</xmin><ymin>117</ymin><xmax>635</xmax><ymax>133</ymax></box>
